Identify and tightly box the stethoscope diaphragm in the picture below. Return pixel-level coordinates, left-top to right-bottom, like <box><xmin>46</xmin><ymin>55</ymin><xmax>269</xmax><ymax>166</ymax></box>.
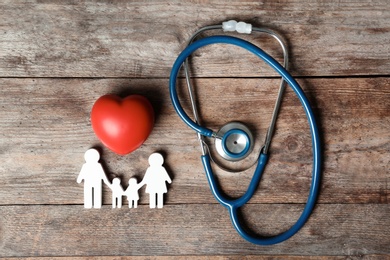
<box><xmin>214</xmin><ymin>122</ymin><xmax>254</xmax><ymax>161</ymax></box>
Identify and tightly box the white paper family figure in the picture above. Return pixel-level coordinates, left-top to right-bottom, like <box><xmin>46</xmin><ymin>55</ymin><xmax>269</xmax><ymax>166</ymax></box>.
<box><xmin>125</xmin><ymin>178</ymin><xmax>142</xmax><ymax>208</ymax></box>
<box><xmin>77</xmin><ymin>149</ymin><xmax>172</xmax><ymax>209</ymax></box>
<box><xmin>140</xmin><ymin>153</ymin><xmax>172</xmax><ymax>208</ymax></box>
<box><xmin>111</xmin><ymin>178</ymin><xmax>124</xmax><ymax>208</ymax></box>
<box><xmin>77</xmin><ymin>148</ymin><xmax>111</xmax><ymax>209</ymax></box>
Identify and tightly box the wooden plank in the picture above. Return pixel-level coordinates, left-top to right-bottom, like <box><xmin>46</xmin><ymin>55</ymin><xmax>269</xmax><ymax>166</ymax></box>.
<box><xmin>0</xmin><ymin>204</ymin><xmax>389</xmax><ymax>257</ymax></box>
<box><xmin>0</xmin><ymin>77</ymin><xmax>388</xmax><ymax>205</ymax></box>
<box><xmin>1</xmin><ymin>256</ymin><xmax>388</xmax><ymax>260</ymax></box>
<box><xmin>1</xmin><ymin>1</ymin><xmax>389</xmax><ymax>77</ymax></box>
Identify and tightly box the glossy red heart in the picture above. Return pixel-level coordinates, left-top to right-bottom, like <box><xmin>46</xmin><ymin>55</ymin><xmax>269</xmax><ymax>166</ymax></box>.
<box><xmin>91</xmin><ymin>94</ymin><xmax>154</xmax><ymax>155</ymax></box>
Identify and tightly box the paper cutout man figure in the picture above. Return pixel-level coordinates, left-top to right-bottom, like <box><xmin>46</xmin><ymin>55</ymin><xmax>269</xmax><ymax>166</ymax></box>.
<box><xmin>111</xmin><ymin>178</ymin><xmax>124</xmax><ymax>208</ymax></box>
<box><xmin>125</xmin><ymin>178</ymin><xmax>142</xmax><ymax>208</ymax></box>
<box><xmin>77</xmin><ymin>149</ymin><xmax>111</xmax><ymax>208</ymax></box>
<box><xmin>139</xmin><ymin>153</ymin><xmax>172</xmax><ymax>208</ymax></box>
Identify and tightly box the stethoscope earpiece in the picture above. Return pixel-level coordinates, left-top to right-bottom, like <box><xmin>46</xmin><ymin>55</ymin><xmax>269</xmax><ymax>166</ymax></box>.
<box><xmin>215</xmin><ymin>122</ymin><xmax>253</xmax><ymax>161</ymax></box>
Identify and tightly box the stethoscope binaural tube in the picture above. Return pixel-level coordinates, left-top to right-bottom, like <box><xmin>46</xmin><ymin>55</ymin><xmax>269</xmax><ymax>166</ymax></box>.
<box><xmin>169</xmin><ymin>35</ymin><xmax>321</xmax><ymax>245</ymax></box>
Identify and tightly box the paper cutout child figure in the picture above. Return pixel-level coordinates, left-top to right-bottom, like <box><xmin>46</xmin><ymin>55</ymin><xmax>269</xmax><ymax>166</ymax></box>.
<box><xmin>77</xmin><ymin>149</ymin><xmax>111</xmax><ymax>208</ymax></box>
<box><xmin>140</xmin><ymin>153</ymin><xmax>172</xmax><ymax>208</ymax></box>
<box><xmin>111</xmin><ymin>178</ymin><xmax>124</xmax><ymax>208</ymax></box>
<box><xmin>125</xmin><ymin>177</ymin><xmax>142</xmax><ymax>208</ymax></box>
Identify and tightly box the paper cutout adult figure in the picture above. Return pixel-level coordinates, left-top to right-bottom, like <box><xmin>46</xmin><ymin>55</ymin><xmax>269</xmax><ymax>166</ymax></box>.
<box><xmin>111</xmin><ymin>178</ymin><xmax>124</xmax><ymax>208</ymax></box>
<box><xmin>125</xmin><ymin>178</ymin><xmax>142</xmax><ymax>208</ymax></box>
<box><xmin>139</xmin><ymin>153</ymin><xmax>172</xmax><ymax>208</ymax></box>
<box><xmin>77</xmin><ymin>148</ymin><xmax>111</xmax><ymax>208</ymax></box>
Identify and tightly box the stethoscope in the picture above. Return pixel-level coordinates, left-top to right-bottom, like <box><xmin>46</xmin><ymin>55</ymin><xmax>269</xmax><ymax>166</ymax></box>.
<box><xmin>169</xmin><ymin>21</ymin><xmax>321</xmax><ymax>245</ymax></box>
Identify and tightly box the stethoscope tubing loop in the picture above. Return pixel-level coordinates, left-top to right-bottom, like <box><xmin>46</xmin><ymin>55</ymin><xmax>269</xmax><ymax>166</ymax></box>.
<box><xmin>169</xmin><ymin>36</ymin><xmax>320</xmax><ymax>144</ymax></box>
<box><xmin>170</xmin><ymin>35</ymin><xmax>321</xmax><ymax>245</ymax></box>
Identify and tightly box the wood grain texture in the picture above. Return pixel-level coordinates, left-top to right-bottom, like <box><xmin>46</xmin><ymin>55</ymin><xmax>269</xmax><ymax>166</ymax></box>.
<box><xmin>0</xmin><ymin>1</ymin><xmax>389</xmax><ymax>77</ymax></box>
<box><xmin>0</xmin><ymin>78</ymin><xmax>388</xmax><ymax>207</ymax></box>
<box><xmin>0</xmin><ymin>204</ymin><xmax>389</xmax><ymax>256</ymax></box>
<box><xmin>2</xmin><ymin>257</ymin><xmax>389</xmax><ymax>260</ymax></box>
<box><xmin>0</xmin><ymin>0</ymin><xmax>389</xmax><ymax>258</ymax></box>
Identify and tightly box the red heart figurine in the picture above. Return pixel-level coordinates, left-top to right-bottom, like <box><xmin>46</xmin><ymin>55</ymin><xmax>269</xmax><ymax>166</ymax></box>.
<box><xmin>91</xmin><ymin>94</ymin><xmax>154</xmax><ymax>155</ymax></box>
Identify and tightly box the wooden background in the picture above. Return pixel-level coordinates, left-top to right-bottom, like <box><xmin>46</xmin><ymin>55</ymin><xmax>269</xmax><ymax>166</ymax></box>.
<box><xmin>0</xmin><ymin>1</ymin><xmax>389</xmax><ymax>259</ymax></box>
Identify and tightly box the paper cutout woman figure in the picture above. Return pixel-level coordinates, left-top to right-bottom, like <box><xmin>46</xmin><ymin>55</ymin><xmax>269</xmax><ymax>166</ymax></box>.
<box><xmin>140</xmin><ymin>153</ymin><xmax>172</xmax><ymax>208</ymax></box>
<box><xmin>125</xmin><ymin>178</ymin><xmax>142</xmax><ymax>208</ymax></box>
<box><xmin>77</xmin><ymin>149</ymin><xmax>111</xmax><ymax>208</ymax></box>
<box><xmin>111</xmin><ymin>178</ymin><xmax>124</xmax><ymax>208</ymax></box>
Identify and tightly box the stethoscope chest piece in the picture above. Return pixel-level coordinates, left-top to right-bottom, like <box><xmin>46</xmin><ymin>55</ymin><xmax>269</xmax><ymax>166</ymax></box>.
<box><xmin>215</xmin><ymin>122</ymin><xmax>254</xmax><ymax>161</ymax></box>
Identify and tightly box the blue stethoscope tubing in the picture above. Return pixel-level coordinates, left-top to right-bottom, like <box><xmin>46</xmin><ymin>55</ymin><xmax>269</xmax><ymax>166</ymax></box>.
<box><xmin>169</xmin><ymin>35</ymin><xmax>321</xmax><ymax>245</ymax></box>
